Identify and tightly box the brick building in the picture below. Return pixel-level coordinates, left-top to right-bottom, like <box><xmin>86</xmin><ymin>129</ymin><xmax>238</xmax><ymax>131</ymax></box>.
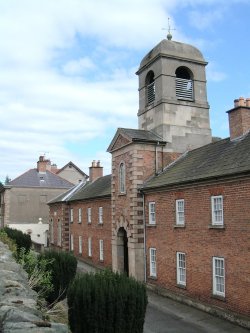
<box><xmin>48</xmin><ymin>161</ymin><xmax>112</xmax><ymax>269</ymax></box>
<box><xmin>48</xmin><ymin>35</ymin><xmax>250</xmax><ymax>324</ymax></box>
<box><xmin>142</xmin><ymin>99</ymin><xmax>250</xmax><ymax>318</ymax></box>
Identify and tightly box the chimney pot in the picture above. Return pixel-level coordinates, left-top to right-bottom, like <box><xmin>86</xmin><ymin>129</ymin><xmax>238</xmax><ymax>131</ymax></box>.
<box><xmin>246</xmin><ymin>98</ymin><xmax>250</xmax><ymax>107</ymax></box>
<box><xmin>234</xmin><ymin>99</ymin><xmax>239</xmax><ymax>107</ymax></box>
<box><xmin>238</xmin><ymin>97</ymin><xmax>245</xmax><ymax>106</ymax></box>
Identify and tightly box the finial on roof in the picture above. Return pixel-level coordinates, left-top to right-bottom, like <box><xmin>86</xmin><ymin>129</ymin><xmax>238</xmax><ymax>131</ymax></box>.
<box><xmin>166</xmin><ymin>17</ymin><xmax>175</xmax><ymax>40</ymax></box>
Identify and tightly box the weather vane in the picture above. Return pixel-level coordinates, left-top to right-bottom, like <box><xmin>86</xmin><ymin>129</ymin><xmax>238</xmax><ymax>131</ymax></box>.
<box><xmin>162</xmin><ymin>17</ymin><xmax>176</xmax><ymax>40</ymax></box>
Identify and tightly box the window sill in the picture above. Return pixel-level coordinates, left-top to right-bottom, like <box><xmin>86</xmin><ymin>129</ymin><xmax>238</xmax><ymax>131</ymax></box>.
<box><xmin>177</xmin><ymin>283</ymin><xmax>186</xmax><ymax>289</ymax></box>
<box><xmin>98</xmin><ymin>222</ymin><xmax>103</xmax><ymax>226</ymax></box>
<box><xmin>87</xmin><ymin>222</ymin><xmax>92</xmax><ymax>225</ymax></box>
<box><xmin>211</xmin><ymin>294</ymin><xmax>226</xmax><ymax>302</ymax></box>
<box><xmin>173</xmin><ymin>224</ymin><xmax>185</xmax><ymax>228</ymax></box>
<box><xmin>147</xmin><ymin>224</ymin><xmax>156</xmax><ymax>227</ymax></box>
<box><xmin>118</xmin><ymin>192</ymin><xmax>126</xmax><ymax>196</ymax></box>
<box><xmin>209</xmin><ymin>225</ymin><xmax>225</xmax><ymax>229</ymax></box>
<box><xmin>77</xmin><ymin>221</ymin><xmax>82</xmax><ymax>224</ymax></box>
<box><xmin>148</xmin><ymin>275</ymin><xmax>157</xmax><ymax>280</ymax></box>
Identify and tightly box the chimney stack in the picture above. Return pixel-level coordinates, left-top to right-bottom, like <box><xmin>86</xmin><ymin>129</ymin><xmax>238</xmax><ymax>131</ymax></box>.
<box><xmin>37</xmin><ymin>155</ymin><xmax>51</xmax><ymax>172</ymax></box>
<box><xmin>227</xmin><ymin>97</ymin><xmax>250</xmax><ymax>140</ymax></box>
<box><xmin>89</xmin><ymin>160</ymin><xmax>103</xmax><ymax>182</ymax></box>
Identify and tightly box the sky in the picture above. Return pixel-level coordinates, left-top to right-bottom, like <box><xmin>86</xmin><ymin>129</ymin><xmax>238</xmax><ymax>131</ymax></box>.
<box><xmin>1</xmin><ymin>0</ymin><xmax>250</xmax><ymax>182</ymax></box>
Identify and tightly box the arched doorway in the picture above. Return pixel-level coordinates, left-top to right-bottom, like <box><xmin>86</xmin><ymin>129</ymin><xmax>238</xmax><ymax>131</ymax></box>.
<box><xmin>117</xmin><ymin>227</ymin><xmax>129</xmax><ymax>276</ymax></box>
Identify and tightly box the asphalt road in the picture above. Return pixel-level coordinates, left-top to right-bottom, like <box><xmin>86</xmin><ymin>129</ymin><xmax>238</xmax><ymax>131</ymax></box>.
<box><xmin>144</xmin><ymin>291</ymin><xmax>249</xmax><ymax>333</ymax></box>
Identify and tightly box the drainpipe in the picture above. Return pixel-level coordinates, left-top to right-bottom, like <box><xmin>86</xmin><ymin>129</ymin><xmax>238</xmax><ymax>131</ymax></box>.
<box><xmin>67</xmin><ymin>201</ymin><xmax>70</xmax><ymax>252</ymax></box>
<box><xmin>155</xmin><ymin>142</ymin><xmax>161</xmax><ymax>175</ymax></box>
<box><xmin>161</xmin><ymin>145</ymin><xmax>164</xmax><ymax>172</ymax></box>
<box><xmin>142</xmin><ymin>192</ymin><xmax>147</xmax><ymax>283</ymax></box>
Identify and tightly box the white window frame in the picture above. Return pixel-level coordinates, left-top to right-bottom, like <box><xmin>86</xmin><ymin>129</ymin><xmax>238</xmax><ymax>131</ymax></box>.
<box><xmin>88</xmin><ymin>237</ymin><xmax>92</xmax><ymax>257</ymax></box>
<box><xmin>99</xmin><ymin>239</ymin><xmax>104</xmax><ymax>261</ymax></box>
<box><xmin>57</xmin><ymin>219</ymin><xmax>62</xmax><ymax>246</ymax></box>
<box><xmin>119</xmin><ymin>162</ymin><xmax>126</xmax><ymax>193</ymax></box>
<box><xmin>79</xmin><ymin>236</ymin><xmax>82</xmax><ymax>254</ymax></box>
<box><xmin>78</xmin><ymin>208</ymin><xmax>82</xmax><ymax>223</ymax></box>
<box><xmin>70</xmin><ymin>208</ymin><xmax>74</xmax><ymax>223</ymax></box>
<box><xmin>98</xmin><ymin>207</ymin><xmax>103</xmax><ymax>224</ymax></box>
<box><xmin>211</xmin><ymin>195</ymin><xmax>223</xmax><ymax>225</ymax></box>
<box><xmin>149</xmin><ymin>248</ymin><xmax>157</xmax><ymax>277</ymax></box>
<box><xmin>213</xmin><ymin>257</ymin><xmax>225</xmax><ymax>297</ymax></box>
<box><xmin>70</xmin><ymin>234</ymin><xmax>74</xmax><ymax>251</ymax></box>
<box><xmin>87</xmin><ymin>208</ymin><xmax>92</xmax><ymax>224</ymax></box>
<box><xmin>176</xmin><ymin>199</ymin><xmax>185</xmax><ymax>225</ymax></box>
<box><xmin>149</xmin><ymin>202</ymin><xmax>156</xmax><ymax>225</ymax></box>
<box><xmin>177</xmin><ymin>252</ymin><xmax>186</xmax><ymax>286</ymax></box>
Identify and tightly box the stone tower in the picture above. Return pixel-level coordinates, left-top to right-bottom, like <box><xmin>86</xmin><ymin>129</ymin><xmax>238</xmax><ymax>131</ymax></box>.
<box><xmin>136</xmin><ymin>38</ymin><xmax>212</xmax><ymax>152</ymax></box>
<box><xmin>108</xmin><ymin>37</ymin><xmax>212</xmax><ymax>281</ymax></box>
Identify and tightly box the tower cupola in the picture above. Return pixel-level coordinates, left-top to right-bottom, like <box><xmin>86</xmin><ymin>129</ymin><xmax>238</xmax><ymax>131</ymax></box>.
<box><xmin>136</xmin><ymin>38</ymin><xmax>212</xmax><ymax>153</ymax></box>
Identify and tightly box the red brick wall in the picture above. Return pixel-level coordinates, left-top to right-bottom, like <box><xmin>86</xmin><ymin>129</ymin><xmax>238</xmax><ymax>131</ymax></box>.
<box><xmin>145</xmin><ymin>177</ymin><xmax>250</xmax><ymax>317</ymax></box>
<box><xmin>69</xmin><ymin>197</ymin><xmax>112</xmax><ymax>269</ymax></box>
<box><xmin>228</xmin><ymin>106</ymin><xmax>250</xmax><ymax>140</ymax></box>
<box><xmin>111</xmin><ymin>145</ymin><xmax>157</xmax><ymax>241</ymax></box>
<box><xmin>49</xmin><ymin>203</ymin><xmax>69</xmax><ymax>251</ymax></box>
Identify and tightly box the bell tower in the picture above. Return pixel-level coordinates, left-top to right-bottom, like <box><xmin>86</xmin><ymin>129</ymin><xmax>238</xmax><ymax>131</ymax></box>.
<box><xmin>136</xmin><ymin>37</ymin><xmax>212</xmax><ymax>153</ymax></box>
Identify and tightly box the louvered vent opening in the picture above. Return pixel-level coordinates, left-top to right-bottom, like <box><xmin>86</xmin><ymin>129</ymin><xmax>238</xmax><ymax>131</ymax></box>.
<box><xmin>176</xmin><ymin>78</ymin><xmax>193</xmax><ymax>101</ymax></box>
<box><xmin>147</xmin><ymin>82</ymin><xmax>155</xmax><ymax>104</ymax></box>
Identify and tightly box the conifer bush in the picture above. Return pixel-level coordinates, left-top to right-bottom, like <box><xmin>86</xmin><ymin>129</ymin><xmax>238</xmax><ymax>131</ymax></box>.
<box><xmin>67</xmin><ymin>270</ymin><xmax>148</xmax><ymax>333</ymax></box>
<box><xmin>3</xmin><ymin>226</ymin><xmax>31</xmax><ymax>255</ymax></box>
<box><xmin>40</xmin><ymin>250</ymin><xmax>77</xmax><ymax>304</ymax></box>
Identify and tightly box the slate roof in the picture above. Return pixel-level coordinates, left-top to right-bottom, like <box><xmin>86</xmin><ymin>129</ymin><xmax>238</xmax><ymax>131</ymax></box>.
<box><xmin>70</xmin><ymin>175</ymin><xmax>111</xmax><ymax>201</ymax></box>
<box><xmin>142</xmin><ymin>131</ymin><xmax>250</xmax><ymax>190</ymax></box>
<box><xmin>107</xmin><ymin>127</ymin><xmax>166</xmax><ymax>152</ymax></box>
<box><xmin>47</xmin><ymin>180</ymin><xmax>87</xmax><ymax>204</ymax></box>
<box><xmin>9</xmin><ymin>169</ymin><xmax>74</xmax><ymax>188</ymax></box>
<box><xmin>48</xmin><ymin>174</ymin><xmax>111</xmax><ymax>204</ymax></box>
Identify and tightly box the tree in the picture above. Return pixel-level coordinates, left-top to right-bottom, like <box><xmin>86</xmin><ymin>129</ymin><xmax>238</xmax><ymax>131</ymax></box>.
<box><xmin>5</xmin><ymin>175</ymin><xmax>11</xmax><ymax>185</ymax></box>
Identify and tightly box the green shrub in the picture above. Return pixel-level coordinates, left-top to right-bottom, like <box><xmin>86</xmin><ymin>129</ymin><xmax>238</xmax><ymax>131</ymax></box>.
<box><xmin>0</xmin><ymin>229</ymin><xmax>17</xmax><ymax>254</ymax></box>
<box><xmin>67</xmin><ymin>270</ymin><xmax>148</xmax><ymax>333</ymax></box>
<box><xmin>40</xmin><ymin>250</ymin><xmax>77</xmax><ymax>304</ymax></box>
<box><xmin>3</xmin><ymin>226</ymin><xmax>31</xmax><ymax>255</ymax></box>
<box><xmin>17</xmin><ymin>248</ymin><xmax>54</xmax><ymax>299</ymax></box>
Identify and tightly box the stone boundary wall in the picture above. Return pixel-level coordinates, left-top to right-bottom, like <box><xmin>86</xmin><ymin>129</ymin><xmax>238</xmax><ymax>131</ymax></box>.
<box><xmin>0</xmin><ymin>241</ymin><xmax>68</xmax><ymax>333</ymax></box>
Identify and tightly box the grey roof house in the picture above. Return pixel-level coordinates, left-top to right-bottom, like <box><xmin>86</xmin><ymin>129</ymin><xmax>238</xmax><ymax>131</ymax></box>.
<box><xmin>0</xmin><ymin>156</ymin><xmax>86</xmax><ymax>226</ymax></box>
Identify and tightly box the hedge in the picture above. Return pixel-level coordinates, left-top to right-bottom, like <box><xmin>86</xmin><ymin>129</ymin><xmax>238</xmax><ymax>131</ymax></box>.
<box><xmin>67</xmin><ymin>270</ymin><xmax>148</xmax><ymax>333</ymax></box>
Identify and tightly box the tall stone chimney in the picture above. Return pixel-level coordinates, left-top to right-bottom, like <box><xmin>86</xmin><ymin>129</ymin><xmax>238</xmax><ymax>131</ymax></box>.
<box><xmin>227</xmin><ymin>97</ymin><xmax>250</xmax><ymax>140</ymax></box>
<box><xmin>89</xmin><ymin>160</ymin><xmax>103</xmax><ymax>182</ymax></box>
<box><xmin>37</xmin><ymin>156</ymin><xmax>51</xmax><ymax>172</ymax></box>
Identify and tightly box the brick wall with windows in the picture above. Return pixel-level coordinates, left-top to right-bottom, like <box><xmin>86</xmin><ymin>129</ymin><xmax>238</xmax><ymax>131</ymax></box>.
<box><xmin>145</xmin><ymin>177</ymin><xmax>250</xmax><ymax>317</ymax></box>
<box><xmin>69</xmin><ymin>197</ymin><xmax>112</xmax><ymax>269</ymax></box>
<box><xmin>49</xmin><ymin>203</ymin><xmax>69</xmax><ymax>251</ymax></box>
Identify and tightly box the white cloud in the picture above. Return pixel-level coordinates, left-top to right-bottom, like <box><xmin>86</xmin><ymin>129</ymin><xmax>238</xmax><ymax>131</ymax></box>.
<box><xmin>0</xmin><ymin>0</ymin><xmax>249</xmax><ymax>181</ymax></box>
<box><xmin>62</xmin><ymin>57</ymin><xmax>96</xmax><ymax>75</ymax></box>
<box><xmin>206</xmin><ymin>62</ymin><xmax>227</xmax><ymax>82</ymax></box>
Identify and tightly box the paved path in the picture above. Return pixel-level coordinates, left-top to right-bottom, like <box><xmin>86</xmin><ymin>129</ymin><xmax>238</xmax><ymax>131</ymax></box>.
<box><xmin>77</xmin><ymin>260</ymin><xmax>249</xmax><ymax>333</ymax></box>
<box><xmin>144</xmin><ymin>290</ymin><xmax>249</xmax><ymax>333</ymax></box>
